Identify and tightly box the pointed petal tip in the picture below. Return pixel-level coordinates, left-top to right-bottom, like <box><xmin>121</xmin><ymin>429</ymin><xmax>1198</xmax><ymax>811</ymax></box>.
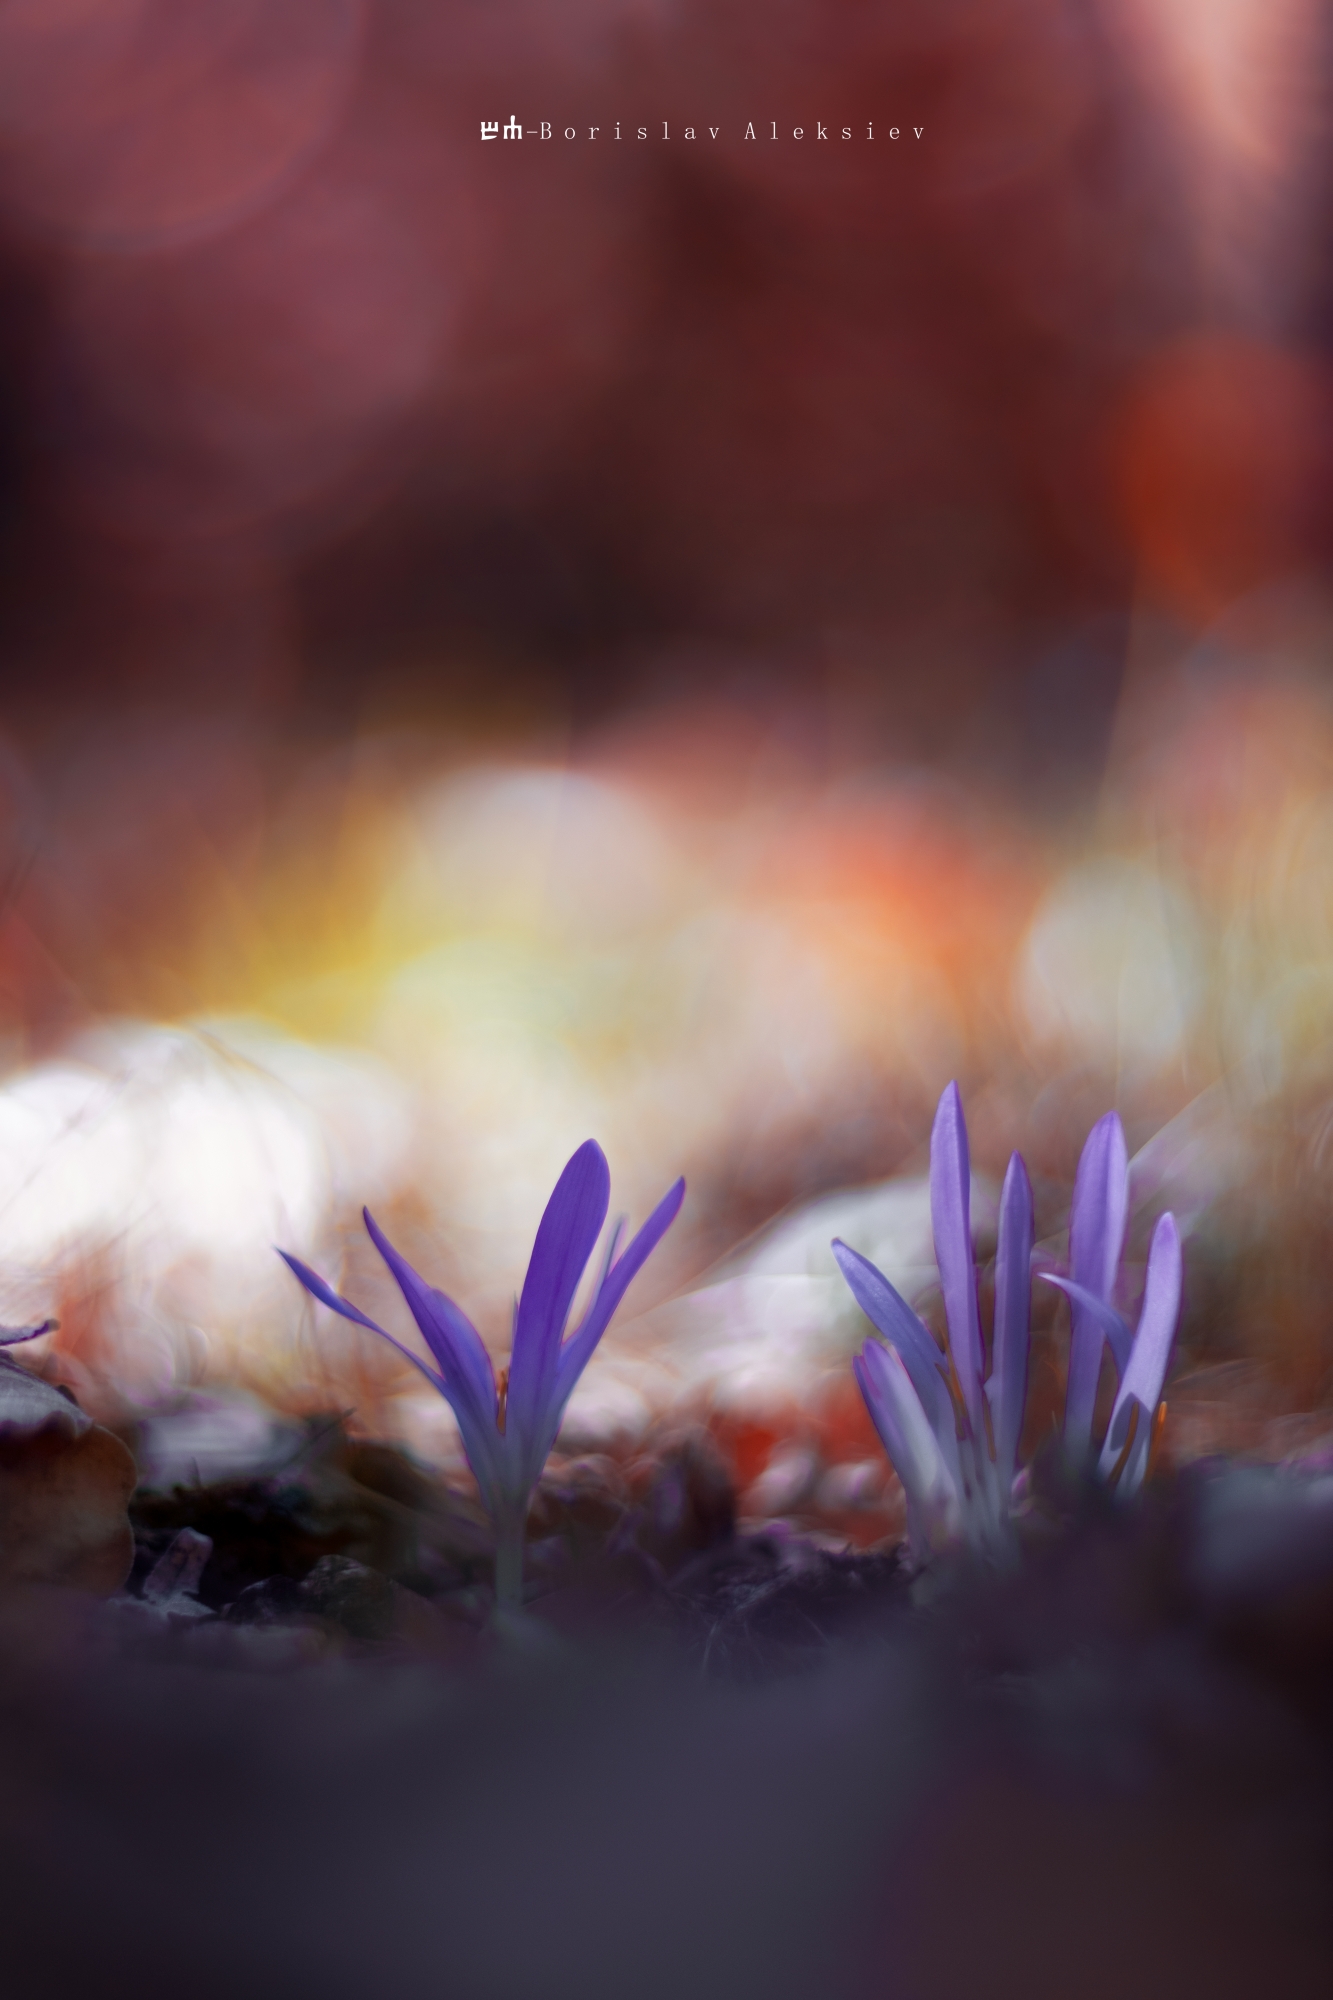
<box><xmin>609</xmin><ymin>1174</ymin><xmax>686</xmax><ymax>1268</ymax></box>
<box><xmin>277</xmin><ymin>1246</ymin><xmax>338</xmax><ymax>1304</ymax></box>
<box><xmin>560</xmin><ymin>1139</ymin><xmax>612</xmax><ymax>1200</ymax></box>
<box><xmin>277</xmin><ymin>1246</ymin><xmax>388</xmax><ymax>1339</ymax></box>
<box><xmin>830</xmin><ymin>1237</ymin><xmax>880</xmax><ymax>1285</ymax></box>
<box><xmin>831</xmin><ymin>1237</ymin><xmax>860</xmax><ymax>1286</ymax></box>
<box><xmin>362</xmin><ymin>1206</ymin><xmax>411</xmax><ymax>1270</ymax></box>
<box><xmin>997</xmin><ymin>1157</ymin><xmax>1033</xmax><ymax>1232</ymax></box>
<box><xmin>1145</xmin><ymin>1210</ymin><xmax>1184</xmax><ymax>1312</ymax></box>
<box><xmin>361</xmin><ymin>1207</ymin><xmax>390</xmax><ymax>1259</ymax></box>
<box><xmin>930</xmin><ymin>1080</ymin><xmax>972</xmax><ymax>1181</ymax></box>
<box><xmin>535</xmin><ymin>1141</ymin><xmax>612</xmax><ymax>1245</ymax></box>
<box><xmin>932</xmin><ymin>1080</ymin><xmax>964</xmax><ymax>1132</ymax></box>
<box><xmin>1081</xmin><ymin>1109</ymin><xmax>1129</xmax><ymax>1172</ymax></box>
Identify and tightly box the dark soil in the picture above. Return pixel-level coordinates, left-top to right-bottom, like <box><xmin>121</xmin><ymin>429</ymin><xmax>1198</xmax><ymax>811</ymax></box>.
<box><xmin>2</xmin><ymin>1431</ymin><xmax>1329</xmax><ymax>2000</ymax></box>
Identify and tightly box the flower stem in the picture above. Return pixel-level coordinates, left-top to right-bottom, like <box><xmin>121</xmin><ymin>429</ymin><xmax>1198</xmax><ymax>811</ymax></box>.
<box><xmin>493</xmin><ymin>1512</ymin><xmax>525</xmax><ymax>1612</ymax></box>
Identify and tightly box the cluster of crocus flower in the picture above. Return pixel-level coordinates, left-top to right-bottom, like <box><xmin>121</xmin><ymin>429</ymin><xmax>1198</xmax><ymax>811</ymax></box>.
<box><xmin>835</xmin><ymin>1084</ymin><xmax>1182</xmax><ymax>1565</ymax></box>
<box><xmin>281</xmin><ymin>1141</ymin><xmax>684</xmax><ymax>1609</ymax></box>
<box><xmin>282</xmin><ymin>1089</ymin><xmax>1180</xmax><ymax>1603</ymax></box>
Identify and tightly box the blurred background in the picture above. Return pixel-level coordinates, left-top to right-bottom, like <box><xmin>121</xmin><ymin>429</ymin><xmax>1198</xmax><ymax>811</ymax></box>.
<box><xmin>0</xmin><ymin>0</ymin><xmax>1331</xmax><ymax>1515</ymax></box>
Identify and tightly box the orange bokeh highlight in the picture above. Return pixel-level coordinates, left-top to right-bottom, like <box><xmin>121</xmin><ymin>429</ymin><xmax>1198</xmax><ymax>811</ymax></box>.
<box><xmin>1115</xmin><ymin>336</ymin><xmax>1332</xmax><ymax>622</ymax></box>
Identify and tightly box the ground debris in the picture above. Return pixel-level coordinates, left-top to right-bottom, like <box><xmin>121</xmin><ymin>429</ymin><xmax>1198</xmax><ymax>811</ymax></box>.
<box><xmin>129</xmin><ymin>1416</ymin><xmax>493</xmax><ymax>1610</ymax></box>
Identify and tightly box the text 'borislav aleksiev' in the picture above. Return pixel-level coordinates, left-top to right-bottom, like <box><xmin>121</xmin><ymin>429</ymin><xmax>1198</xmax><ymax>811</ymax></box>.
<box><xmin>479</xmin><ymin>120</ymin><xmax>923</xmax><ymax>142</ymax></box>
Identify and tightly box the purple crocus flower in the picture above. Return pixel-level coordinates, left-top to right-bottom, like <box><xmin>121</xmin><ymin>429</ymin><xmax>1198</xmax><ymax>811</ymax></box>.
<box><xmin>281</xmin><ymin>1141</ymin><xmax>685</xmax><ymax>1608</ymax></box>
<box><xmin>833</xmin><ymin>1083</ymin><xmax>1033</xmax><ymax>1563</ymax></box>
<box><xmin>1041</xmin><ymin>1126</ymin><xmax>1182</xmax><ymax>1499</ymax></box>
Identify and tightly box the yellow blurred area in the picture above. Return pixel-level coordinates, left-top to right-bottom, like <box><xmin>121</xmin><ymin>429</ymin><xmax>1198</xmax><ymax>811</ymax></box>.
<box><xmin>3</xmin><ymin>593</ymin><xmax>1333</xmax><ymax>1466</ymax></box>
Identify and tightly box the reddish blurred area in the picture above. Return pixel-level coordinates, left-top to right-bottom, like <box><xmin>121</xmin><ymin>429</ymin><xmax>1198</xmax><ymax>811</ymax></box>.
<box><xmin>0</xmin><ymin>0</ymin><xmax>1325</xmax><ymax>725</ymax></box>
<box><xmin>1116</xmin><ymin>337</ymin><xmax>1333</xmax><ymax>622</ymax></box>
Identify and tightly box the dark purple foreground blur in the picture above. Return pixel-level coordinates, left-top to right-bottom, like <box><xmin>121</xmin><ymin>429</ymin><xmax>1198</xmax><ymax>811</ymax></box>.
<box><xmin>2</xmin><ymin>1454</ymin><xmax>1332</xmax><ymax>2000</ymax></box>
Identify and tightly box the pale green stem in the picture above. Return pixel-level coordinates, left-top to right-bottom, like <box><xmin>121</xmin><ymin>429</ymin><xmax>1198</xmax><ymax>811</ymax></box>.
<box><xmin>493</xmin><ymin>1509</ymin><xmax>526</xmax><ymax>1613</ymax></box>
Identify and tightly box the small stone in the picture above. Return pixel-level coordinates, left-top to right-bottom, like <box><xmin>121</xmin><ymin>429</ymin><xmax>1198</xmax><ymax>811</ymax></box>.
<box><xmin>225</xmin><ymin>1574</ymin><xmax>305</xmax><ymax>1627</ymax></box>
<box><xmin>142</xmin><ymin>1527</ymin><xmax>214</xmax><ymax>1605</ymax></box>
<box><xmin>298</xmin><ymin>1554</ymin><xmax>398</xmax><ymax>1640</ymax></box>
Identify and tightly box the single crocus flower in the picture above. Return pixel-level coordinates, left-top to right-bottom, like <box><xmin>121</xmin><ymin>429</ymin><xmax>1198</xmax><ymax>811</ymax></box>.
<box><xmin>1041</xmin><ymin>1188</ymin><xmax>1181</xmax><ymax>1499</ymax></box>
<box><xmin>833</xmin><ymin>1082</ymin><xmax>1033</xmax><ymax>1563</ymax></box>
<box><xmin>280</xmin><ymin>1141</ymin><xmax>684</xmax><ymax>1609</ymax></box>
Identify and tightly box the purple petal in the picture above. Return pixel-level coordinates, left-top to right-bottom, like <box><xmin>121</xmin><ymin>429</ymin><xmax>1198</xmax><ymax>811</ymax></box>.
<box><xmin>292</xmin><ymin>1217</ymin><xmax>502</xmax><ymax>1509</ymax></box>
<box><xmin>279</xmin><ymin>1251</ymin><xmax>398</xmax><ymax>1340</ymax></box>
<box><xmin>591</xmin><ymin>1216</ymin><xmax>628</xmax><ymax>1312</ymax></box>
<box><xmin>1072</xmin><ymin>1112</ymin><xmax>1130</xmax><ymax>1296</ymax></box>
<box><xmin>552</xmin><ymin>1176</ymin><xmax>685</xmax><ymax>1423</ymax></box>
<box><xmin>1098</xmin><ymin>1212</ymin><xmax>1182</xmax><ymax>1494</ymax></box>
<box><xmin>1064</xmin><ymin>1111</ymin><xmax>1128</xmax><ymax>1460</ymax></box>
<box><xmin>929</xmin><ymin>1082</ymin><xmax>985</xmax><ymax>1431</ymax></box>
<box><xmin>274</xmin><ymin>1240</ymin><xmax>452</xmax><ymax>1400</ymax></box>
<box><xmin>1038</xmin><ymin>1275</ymin><xmax>1133</xmax><ymax>1381</ymax></box>
<box><xmin>507</xmin><ymin>1141</ymin><xmax>611</xmax><ymax>1449</ymax></box>
<box><xmin>855</xmin><ymin>1342</ymin><xmax>958</xmax><ymax>1557</ymax></box>
<box><xmin>0</xmin><ymin>1319</ymin><xmax>57</xmax><ymax>1347</ymax></box>
<box><xmin>987</xmin><ymin>1152</ymin><xmax>1032</xmax><ymax>1492</ymax></box>
<box><xmin>831</xmin><ymin>1239</ymin><xmax>960</xmax><ymax>1482</ymax></box>
<box><xmin>359</xmin><ymin>1212</ymin><xmax>500</xmax><ymax>1448</ymax></box>
<box><xmin>568</xmin><ymin>1200</ymin><xmax>624</xmax><ymax>1360</ymax></box>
